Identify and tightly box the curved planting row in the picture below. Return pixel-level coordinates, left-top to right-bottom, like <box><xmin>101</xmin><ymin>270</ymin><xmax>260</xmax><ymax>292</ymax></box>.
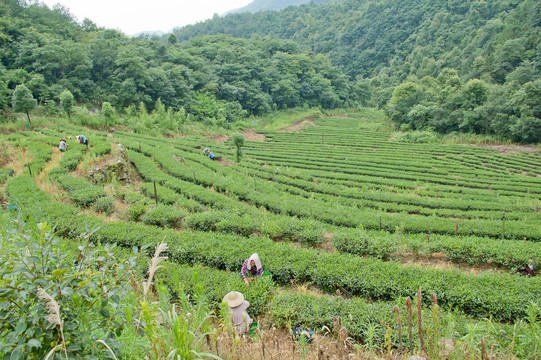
<box><xmin>239</xmin><ymin>161</ymin><xmax>535</xmax><ymax>211</ymax></box>
<box><xmin>5</xmin><ymin>175</ymin><xmax>541</xmax><ymax>322</ymax></box>
<box><xmin>125</xmin><ymin>142</ymin><xmax>540</xmax><ymax>241</ymax></box>
<box><xmin>243</xmin><ymin>150</ymin><xmax>541</xmax><ymax>195</ymax></box>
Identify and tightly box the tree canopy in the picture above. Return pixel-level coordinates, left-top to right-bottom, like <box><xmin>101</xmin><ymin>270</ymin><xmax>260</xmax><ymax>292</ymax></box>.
<box><xmin>0</xmin><ymin>0</ymin><xmax>539</xmax><ymax>142</ymax></box>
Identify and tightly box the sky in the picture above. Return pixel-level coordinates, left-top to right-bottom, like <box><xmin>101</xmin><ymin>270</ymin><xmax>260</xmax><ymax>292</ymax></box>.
<box><xmin>40</xmin><ymin>0</ymin><xmax>253</xmax><ymax>36</ymax></box>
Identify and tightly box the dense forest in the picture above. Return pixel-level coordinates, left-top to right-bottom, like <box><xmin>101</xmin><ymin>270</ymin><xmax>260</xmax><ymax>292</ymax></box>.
<box><xmin>176</xmin><ymin>0</ymin><xmax>541</xmax><ymax>142</ymax></box>
<box><xmin>226</xmin><ymin>0</ymin><xmax>337</xmax><ymax>15</ymax></box>
<box><xmin>1</xmin><ymin>0</ymin><xmax>540</xmax><ymax>142</ymax></box>
<box><xmin>0</xmin><ymin>0</ymin><xmax>354</xmax><ymax>124</ymax></box>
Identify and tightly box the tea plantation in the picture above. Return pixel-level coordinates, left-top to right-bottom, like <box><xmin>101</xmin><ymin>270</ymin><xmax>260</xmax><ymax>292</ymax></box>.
<box><xmin>1</xmin><ymin>112</ymin><xmax>540</xmax><ymax>358</ymax></box>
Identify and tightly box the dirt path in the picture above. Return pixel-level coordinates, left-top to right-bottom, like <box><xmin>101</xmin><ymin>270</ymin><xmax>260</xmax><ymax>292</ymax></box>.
<box><xmin>35</xmin><ymin>147</ymin><xmax>68</xmax><ymax>204</ymax></box>
<box><xmin>277</xmin><ymin>119</ymin><xmax>316</xmax><ymax>132</ymax></box>
<box><xmin>315</xmin><ymin>238</ymin><xmax>509</xmax><ymax>276</ymax></box>
<box><xmin>469</xmin><ymin>144</ymin><xmax>540</xmax><ymax>155</ymax></box>
<box><xmin>4</xmin><ymin>146</ymin><xmax>29</xmax><ymax>176</ymax></box>
<box><xmin>242</xmin><ymin>129</ymin><xmax>266</xmax><ymax>141</ymax></box>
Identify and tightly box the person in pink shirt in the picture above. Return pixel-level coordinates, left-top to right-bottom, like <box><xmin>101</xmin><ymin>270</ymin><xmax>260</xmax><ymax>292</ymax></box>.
<box><xmin>240</xmin><ymin>253</ymin><xmax>262</xmax><ymax>287</ymax></box>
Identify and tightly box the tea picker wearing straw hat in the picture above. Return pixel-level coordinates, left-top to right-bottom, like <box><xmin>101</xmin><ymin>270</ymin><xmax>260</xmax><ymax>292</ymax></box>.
<box><xmin>223</xmin><ymin>291</ymin><xmax>253</xmax><ymax>334</ymax></box>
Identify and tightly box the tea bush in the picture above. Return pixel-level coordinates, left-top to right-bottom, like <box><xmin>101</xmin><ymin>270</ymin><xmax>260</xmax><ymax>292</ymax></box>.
<box><xmin>0</xmin><ymin>168</ymin><xmax>14</xmax><ymax>184</ymax></box>
<box><xmin>94</xmin><ymin>196</ymin><xmax>114</xmax><ymax>214</ymax></box>
<box><xmin>6</xmin><ymin>176</ymin><xmax>541</xmax><ymax>321</ymax></box>
<box><xmin>142</xmin><ymin>204</ymin><xmax>186</xmax><ymax>228</ymax></box>
<box><xmin>126</xmin><ymin>203</ymin><xmax>147</xmax><ymax>222</ymax></box>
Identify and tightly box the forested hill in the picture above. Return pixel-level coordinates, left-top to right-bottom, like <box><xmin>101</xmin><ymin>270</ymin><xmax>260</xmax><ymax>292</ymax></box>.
<box><xmin>0</xmin><ymin>1</ymin><xmax>355</xmax><ymax>120</ymax></box>
<box><xmin>226</xmin><ymin>0</ymin><xmax>337</xmax><ymax>14</ymax></box>
<box><xmin>175</xmin><ymin>0</ymin><xmax>541</xmax><ymax>80</ymax></box>
<box><xmin>175</xmin><ymin>0</ymin><xmax>541</xmax><ymax>143</ymax></box>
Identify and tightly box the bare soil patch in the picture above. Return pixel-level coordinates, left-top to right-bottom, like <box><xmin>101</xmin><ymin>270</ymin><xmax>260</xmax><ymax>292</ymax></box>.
<box><xmin>205</xmin><ymin>134</ymin><xmax>228</xmax><ymax>143</ymax></box>
<box><xmin>278</xmin><ymin>119</ymin><xmax>316</xmax><ymax>132</ymax></box>
<box><xmin>470</xmin><ymin>144</ymin><xmax>540</xmax><ymax>155</ymax></box>
<box><xmin>208</xmin><ymin>319</ymin><xmax>396</xmax><ymax>360</ymax></box>
<box><xmin>399</xmin><ymin>252</ymin><xmax>505</xmax><ymax>275</ymax></box>
<box><xmin>328</xmin><ymin>114</ymin><xmax>359</xmax><ymax>119</ymax></box>
<box><xmin>218</xmin><ymin>159</ymin><xmax>236</xmax><ymax>166</ymax></box>
<box><xmin>241</xmin><ymin>128</ymin><xmax>266</xmax><ymax>141</ymax></box>
<box><xmin>4</xmin><ymin>146</ymin><xmax>29</xmax><ymax>176</ymax></box>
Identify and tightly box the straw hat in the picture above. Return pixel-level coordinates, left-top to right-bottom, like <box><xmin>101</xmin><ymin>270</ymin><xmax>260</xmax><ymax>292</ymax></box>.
<box><xmin>223</xmin><ymin>291</ymin><xmax>244</xmax><ymax>308</ymax></box>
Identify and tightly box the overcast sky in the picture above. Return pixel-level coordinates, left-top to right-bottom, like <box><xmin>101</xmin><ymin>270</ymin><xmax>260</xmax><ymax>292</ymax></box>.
<box><xmin>40</xmin><ymin>0</ymin><xmax>253</xmax><ymax>35</ymax></box>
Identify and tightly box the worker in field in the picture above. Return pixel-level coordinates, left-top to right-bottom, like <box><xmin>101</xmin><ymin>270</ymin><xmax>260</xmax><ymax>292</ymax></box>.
<box><xmin>203</xmin><ymin>147</ymin><xmax>216</xmax><ymax>160</ymax></box>
<box><xmin>241</xmin><ymin>253</ymin><xmax>263</xmax><ymax>287</ymax></box>
<box><xmin>58</xmin><ymin>139</ymin><xmax>68</xmax><ymax>152</ymax></box>
<box><xmin>76</xmin><ymin>135</ymin><xmax>88</xmax><ymax>146</ymax></box>
<box><xmin>222</xmin><ymin>291</ymin><xmax>253</xmax><ymax>334</ymax></box>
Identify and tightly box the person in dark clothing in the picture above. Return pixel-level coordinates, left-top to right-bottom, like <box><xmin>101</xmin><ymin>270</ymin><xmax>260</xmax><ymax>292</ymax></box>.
<box><xmin>76</xmin><ymin>135</ymin><xmax>88</xmax><ymax>146</ymax></box>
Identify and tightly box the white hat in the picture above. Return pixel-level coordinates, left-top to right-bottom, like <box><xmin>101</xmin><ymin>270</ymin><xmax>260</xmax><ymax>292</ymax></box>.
<box><xmin>223</xmin><ymin>291</ymin><xmax>244</xmax><ymax>308</ymax></box>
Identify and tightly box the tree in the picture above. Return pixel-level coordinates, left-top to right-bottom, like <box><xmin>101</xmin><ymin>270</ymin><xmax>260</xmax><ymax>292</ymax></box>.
<box><xmin>231</xmin><ymin>132</ymin><xmax>245</xmax><ymax>163</ymax></box>
<box><xmin>60</xmin><ymin>90</ymin><xmax>74</xmax><ymax>119</ymax></box>
<box><xmin>12</xmin><ymin>84</ymin><xmax>36</xmax><ymax>124</ymax></box>
<box><xmin>387</xmin><ymin>82</ymin><xmax>427</xmax><ymax>126</ymax></box>
<box><xmin>167</xmin><ymin>33</ymin><xmax>177</xmax><ymax>45</ymax></box>
<box><xmin>101</xmin><ymin>101</ymin><xmax>114</xmax><ymax>126</ymax></box>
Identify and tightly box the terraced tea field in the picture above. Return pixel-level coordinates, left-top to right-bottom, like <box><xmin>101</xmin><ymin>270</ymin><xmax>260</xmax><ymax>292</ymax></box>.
<box><xmin>1</xmin><ymin>111</ymin><xmax>540</xmax><ymax>357</ymax></box>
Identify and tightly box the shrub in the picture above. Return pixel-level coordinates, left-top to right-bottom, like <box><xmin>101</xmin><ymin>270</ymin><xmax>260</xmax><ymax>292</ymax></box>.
<box><xmin>0</xmin><ymin>168</ymin><xmax>14</xmax><ymax>184</ymax></box>
<box><xmin>142</xmin><ymin>204</ymin><xmax>186</xmax><ymax>228</ymax></box>
<box><xmin>0</xmin><ymin>219</ymin><xmax>146</xmax><ymax>359</ymax></box>
<box><xmin>95</xmin><ymin>196</ymin><xmax>114</xmax><ymax>214</ymax></box>
<box><xmin>126</xmin><ymin>203</ymin><xmax>146</xmax><ymax>222</ymax></box>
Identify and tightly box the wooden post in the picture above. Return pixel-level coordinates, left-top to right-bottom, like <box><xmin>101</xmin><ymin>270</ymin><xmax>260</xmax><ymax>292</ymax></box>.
<box><xmin>426</xmin><ymin>234</ymin><xmax>429</xmax><ymax>244</ymax></box>
<box><xmin>153</xmin><ymin>180</ymin><xmax>158</xmax><ymax>204</ymax></box>
<box><xmin>27</xmin><ymin>164</ymin><xmax>32</xmax><ymax>176</ymax></box>
<box><xmin>502</xmin><ymin>212</ymin><xmax>505</xmax><ymax>241</ymax></box>
<box><xmin>379</xmin><ymin>215</ymin><xmax>381</xmax><ymax>231</ymax></box>
<box><xmin>455</xmin><ymin>219</ymin><xmax>459</xmax><ymax>237</ymax></box>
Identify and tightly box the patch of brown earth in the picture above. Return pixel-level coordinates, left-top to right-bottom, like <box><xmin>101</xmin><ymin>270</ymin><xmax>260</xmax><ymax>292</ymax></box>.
<box><xmin>328</xmin><ymin>114</ymin><xmax>358</xmax><ymax>119</ymax></box>
<box><xmin>218</xmin><ymin>159</ymin><xmax>236</xmax><ymax>166</ymax></box>
<box><xmin>35</xmin><ymin>147</ymin><xmax>63</xmax><ymax>188</ymax></box>
<box><xmin>205</xmin><ymin>134</ymin><xmax>228</xmax><ymax>143</ymax></box>
<box><xmin>208</xmin><ymin>319</ymin><xmax>394</xmax><ymax>360</ymax></box>
<box><xmin>399</xmin><ymin>252</ymin><xmax>505</xmax><ymax>275</ymax></box>
<box><xmin>4</xmin><ymin>145</ymin><xmax>29</xmax><ymax>176</ymax></box>
<box><xmin>241</xmin><ymin>129</ymin><xmax>266</xmax><ymax>142</ymax></box>
<box><xmin>318</xmin><ymin>240</ymin><xmax>335</xmax><ymax>253</ymax></box>
<box><xmin>470</xmin><ymin>144</ymin><xmax>540</xmax><ymax>155</ymax></box>
<box><xmin>278</xmin><ymin>119</ymin><xmax>316</xmax><ymax>132</ymax></box>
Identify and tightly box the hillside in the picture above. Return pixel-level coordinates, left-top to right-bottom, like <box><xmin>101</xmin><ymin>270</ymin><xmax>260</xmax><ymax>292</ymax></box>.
<box><xmin>0</xmin><ymin>1</ymin><xmax>354</xmax><ymax>120</ymax></box>
<box><xmin>226</xmin><ymin>0</ymin><xmax>337</xmax><ymax>14</ymax></box>
<box><xmin>0</xmin><ymin>0</ymin><xmax>539</xmax><ymax>143</ymax></box>
<box><xmin>175</xmin><ymin>0</ymin><xmax>541</xmax><ymax>81</ymax></box>
<box><xmin>173</xmin><ymin>0</ymin><xmax>541</xmax><ymax>143</ymax></box>
<box><xmin>1</xmin><ymin>110</ymin><xmax>540</xmax><ymax>358</ymax></box>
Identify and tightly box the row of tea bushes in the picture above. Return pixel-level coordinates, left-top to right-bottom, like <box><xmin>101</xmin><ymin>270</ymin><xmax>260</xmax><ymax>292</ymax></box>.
<box><xmin>5</xmin><ymin>176</ymin><xmax>541</xmax><ymax>321</ymax></box>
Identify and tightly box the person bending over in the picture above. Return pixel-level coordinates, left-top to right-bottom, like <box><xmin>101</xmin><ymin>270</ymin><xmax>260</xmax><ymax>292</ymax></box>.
<box><xmin>241</xmin><ymin>253</ymin><xmax>262</xmax><ymax>287</ymax></box>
